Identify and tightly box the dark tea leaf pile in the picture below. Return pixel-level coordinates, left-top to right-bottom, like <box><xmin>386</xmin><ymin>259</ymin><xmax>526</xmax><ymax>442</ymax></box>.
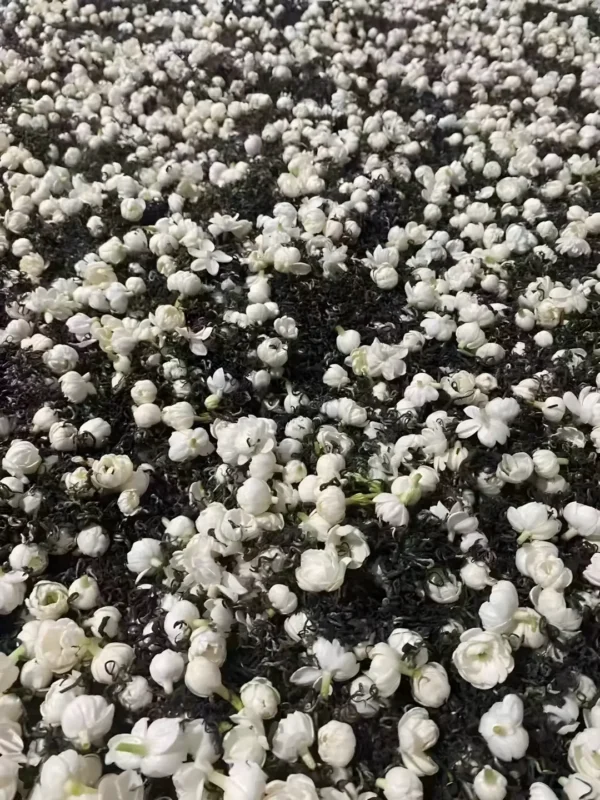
<box><xmin>1</xmin><ymin>0</ymin><xmax>600</xmax><ymax>798</ymax></box>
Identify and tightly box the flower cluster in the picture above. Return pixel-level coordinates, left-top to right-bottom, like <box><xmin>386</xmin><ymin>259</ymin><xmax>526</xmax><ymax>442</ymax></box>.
<box><xmin>1</xmin><ymin>0</ymin><xmax>600</xmax><ymax>797</ymax></box>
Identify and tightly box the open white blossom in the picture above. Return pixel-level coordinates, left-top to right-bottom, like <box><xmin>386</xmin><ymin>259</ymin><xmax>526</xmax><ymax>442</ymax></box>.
<box><xmin>452</xmin><ymin>629</ymin><xmax>514</xmax><ymax>689</ymax></box>
<box><xmin>106</xmin><ymin>718</ymin><xmax>186</xmax><ymax>778</ymax></box>
<box><xmin>291</xmin><ymin>638</ymin><xmax>359</xmax><ymax>696</ymax></box>
<box><xmin>479</xmin><ymin>695</ymin><xmax>529</xmax><ymax>761</ymax></box>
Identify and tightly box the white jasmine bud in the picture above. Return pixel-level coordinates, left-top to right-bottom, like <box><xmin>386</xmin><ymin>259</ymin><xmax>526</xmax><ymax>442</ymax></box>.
<box><xmin>315</xmin><ymin>485</ymin><xmax>346</xmax><ymax>525</ymax></box>
<box><xmin>20</xmin><ymin>659</ymin><xmax>53</xmax><ymax>691</ymax></box>
<box><xmin>248</xmin><ymin>369</ymin><xmax>271</xmax><ymax>390</ymax></box>
<box><xmin>49</xmin><ymin>422</ymin><xmax>77</xmax><ymax>452</ymax></box>
<box><xmin>473</xmin><ymin>766</ymin><xmax>508</xmax><ymax>800</ymax></box>
<box><xmin>336</xmin><ymin>328</ymin><xmax>361</xmax><ymax>354</ymax></box>
<box><xmin>43</xmin><ymin>344</ymin><xmax>79</xmax><ymax>375</ymax></box>
<box><xmin>79</xmin><ymin>418</ymin><xmax>111</xmax><ymax>447</ymax></box>
<box><xmin>91</xmin><ymin>643</ymin><xmax>134</xmax><ymax>684</ymax></box>
<box><xmin>496</xmin><ymin>453</ymin><xmax>533</xmax><ymax>484</ymax></box>
<box><xmin>98</xmin><ymin>236</ymin><xmax>127</xmax><ymax>264</ymax></box>
<box><xmin>84</xmin><ymin>606</ymin><xmax>122</xmax><ymax>639</ymax></box>
<box><xmin>284</xmin><ymin>612</ymin><xmax>312</xmax><ymax>642</ymax></box>
<box><xmin>479</xmin><ymin>694</ymin><xmax>529</xmax><ymax>761</ymax></box>
<box><xmin>273</xmin><ymin>711</ymin><xmax>316</xmax><ymax>768</ymax></box>
<box><xmin>91</xmin><ymin>454</ymin><xmax>134</xmax><ymax>491</ymax></box>
<box><xmin>121</xmin><ymin>198</ymin><xmax>146</xmax><ymax>221</ymax></box>
<box><xmin>295</xmin><ymin>545</ymin><xmax>347</xmax><ymax>593</ymax></box>
<box><xmin>537</xmin><ymin>397</ymin><xmax>565</xmax><ymax>423</ymax></box>
<box><xmin>317</xmin><ymin>720</ymin><xmax>356</xmax><ymax>767</ymax></box>
<box><xmin>61</xmin><ymin>694</ymin><xmax>115</xmax><ymax>748</ymax></box>
<box><xmin>534</xmin><ymin>330</ymin><xmax>553</xmax><ymax>348</ymax></box>
<box><xmin>268</xmin><ymin>584</ymin><xmax>298</xmax><ymax>614</ymax></box>
<box><xmin>152</xmin><ymin>304</ymin><xmax>186</xmax><ymax>332</ymax></box>
<box><xmin>461</xmin><ymin>560</ymin><xmax>494</xmax><ymax>590</ymax></box>
<box><xmin>133</xmin><ymin>403</ymin><xmax>162</xmax><ymax>428</ymax></box>
<box><xmin>236</xmin><ymin>478</ymin><xmax>272</xmax><ymax>515</ymax></box>
<box><xmin>426</xmin><ymin>571</ymin><xmax>462</xmax><ymax>604</ymax></box>
<box><xmin>150</xmin><ymin>650</ymin><xmax>185</xmax><ymax>694</ymax></box>
<box><xmin>40</xmin><ymin>673</ymin><xmax>85</xmax><ymax>726</ymax></box>
<box><xmin>77</xmin><ymin>525</ymin><xmax>109</xmax><ymax>557</ymax></box>
<box><xmin>240</xmin><ymin>678</ymin><xmax>280</xmax><ymax>719</ymax></box>
<box><xmin>323</xmin><ymin>364</ymin><xmax>350</xmax><ymax>389</ymax></box>
<box><xmin>245</xmin><ymin>135</ymin><xmax>263</xmax><ymax>156</ymax></box>
<box><xmin>32</xmin><ymin>406</ymin><xmax>60</xmax><ymax>433</ymax></box>
<box><xmin>185</xmin><ymin>657</ymin><xmax>224</xmax><ymax>698</ymax></box>
<box><xmin>283</xmin><ymin>460</ymin><xmax>306</xmax><ymax>485</ymax></box>
<box><xmin>411</xmin><ymin>663</ymin><xmax>451</xmax><ymax>708</ymax></box>
<box><xmin>162</xmin><ymin>402</ymin><xmax>196</xmax><ymax>430</ymax></box>
<box><xmin>163</xmin><ymin>516</ymin><xmax>196</xmax><ymax>543</ymax></box>
<box><xmin>532</xmin><ymin>450</ymin><xmax>562</xmax><ymax>479</ymax></box>
<box><xmin>2</xmin><ymin>440</ymin><xmax>41</xmax><ymax>477</ymax></box>
<box><xmin>68</xmin><ymin>576</ymin><xmax>101</xmax><ymax>611</ymax></box>
<box><xmin>87</xmin><ymin>216</ymin><xmax>104</xmax><ymax>236</ymax></box>
<box><xmin>131</xmin><ymin>380</ymin><xmax>157</xmax><ymax>405</ymax></box>
<box><xmin>376</xmin><ymin>767</ymin><xmax>423</xmax><ymax>800</ymax></box>
<box><xmin>257</xmin><ymin>337</ymin><xmax>288</xmax><ymax>368</ymax></box>
<box><xmin>9</xmin><ymin>543</ymin><xmax>47</xmax><ymax>574</ymax></box>
<box><xmin>273</xmin><ymin>316</ymin><xmax>298</xmax><ymax>339</ymax></box>
<box><xmin>118</xmin><ymin>676</ymin><xmax>153</xmax><ymax>711</ymax></box>
<box><xmin>20</xmin><ymin>252</ymin><xmax>48</xmax><ymax>281</ymax></box>
<box><xmin>127</xmin><ymin>538</ymin><xmax>163</xmax><ymax>575</ymax></box>
<box><xmin>126</xmin><ymin>276</ymin><xmax>146</xmax><ymax>295</ymax></box>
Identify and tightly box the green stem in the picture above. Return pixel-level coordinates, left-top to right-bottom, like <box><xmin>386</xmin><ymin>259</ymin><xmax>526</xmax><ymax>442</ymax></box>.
<box><xmin>320</xmin><ymin>672</ymin><xmax>332</xmax><ymax>698</ymax></box>
<box><xmin>84</xmin><ymin>638</ymin><xmax>103</xmax><ymax>658</ymax></box>
<box><xmin>346</xmin><ymin>492</ymin><xmax>377</xmax><ymax>506</ymax></box>
<box><xmin>208</xmin><ymin>771</ymin><xmax>228</xmax><ymax>792</ymax></box>
<box><xmin>347</xmin><ymin>472</ymin><xmax>371</xmax><ymax>485</ymax></box>
<box><xmin>517</xmin><ymin>531</ymin><xmax>531</xmax><ymax>545</ymax></box>
<box><xmin>8</xmin><ymin>645</ymin><xmax>25</xmax><ymax>664</ymax></box>
<box><xmin>216</xmin><ymin>685</ymin><xmax>243</xmax><ymax>711</ymax></box>
<box><xmin>229</xmin><ymin>693</ymin><xmax>243</xmax><ymax>711</ymax></box>
<box><xmin>115</xmin><ymin>742</ymin><xmax>147</xmax><ymax>756</ymax></box>
<box><xmin>301</xmin><ymin>749</ymin><xmax>316</xmax><ymax>770</ymax></box>
<box><xmin>375</xmin><ymin>779</ymin><xmax>387</xmax><ymax>790</ymax></box>
<box><xmin>65</xmin><ymin>781</ymin><xmax>99</xmax><ymax>796</ymax></box>
<box><xmin>395</xmin><ymin>474</ymin><xmax>422</xmax><ymax>505</ymax></box>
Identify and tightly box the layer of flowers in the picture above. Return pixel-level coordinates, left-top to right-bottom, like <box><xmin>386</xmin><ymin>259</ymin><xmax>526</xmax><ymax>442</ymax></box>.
<box><xmin>2</xmin><ymin>0</ymin><xmax>600</xmax><ymax>798</ymax></box>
